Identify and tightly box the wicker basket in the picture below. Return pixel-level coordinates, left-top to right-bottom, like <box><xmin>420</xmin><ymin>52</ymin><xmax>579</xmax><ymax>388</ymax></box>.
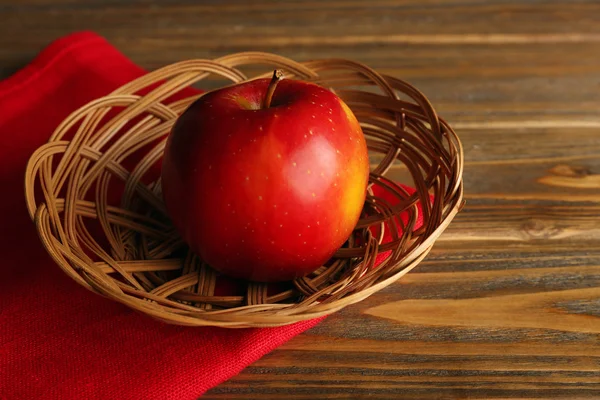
<box><xmin>24</xmin><ymin>52</ymin><xmax>463</xmax><ymax>327</ymax></box>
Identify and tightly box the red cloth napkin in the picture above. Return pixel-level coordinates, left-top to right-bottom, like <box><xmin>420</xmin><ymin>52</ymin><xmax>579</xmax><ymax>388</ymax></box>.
<box><xmin>0</xmin><ymin>31</ymin><xmax>424</xmax><ymax>399</ymax></box>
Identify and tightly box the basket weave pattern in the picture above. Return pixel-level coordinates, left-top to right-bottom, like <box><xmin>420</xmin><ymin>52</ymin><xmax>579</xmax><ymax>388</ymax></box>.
<box><xmin>25</xmin><ymin>53</ymin><xmax>463</xmax><ymax>327</ymax></box>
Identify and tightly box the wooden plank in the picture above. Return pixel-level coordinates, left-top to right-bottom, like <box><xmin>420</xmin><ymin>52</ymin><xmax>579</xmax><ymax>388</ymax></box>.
<box><xmin>3</xmin><ymin>42</ymin><xmax>599</xmax><ymax>124</ymax></box>
<box><xmin>368</xmin><ymin>126</ymin><xmax>600</xmax><ymax>165</ymax></box>
<box><xmin>2</xmin><ymin>0</ymin><xmax>600</xmax><ymax>38</ymax></box>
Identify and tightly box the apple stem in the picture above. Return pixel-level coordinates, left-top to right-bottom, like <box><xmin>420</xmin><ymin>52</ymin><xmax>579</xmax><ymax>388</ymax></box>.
<box><xmin>262</xmin><ymin>69</ymin><xmax>284</xmax><ymax>109</ymax></box>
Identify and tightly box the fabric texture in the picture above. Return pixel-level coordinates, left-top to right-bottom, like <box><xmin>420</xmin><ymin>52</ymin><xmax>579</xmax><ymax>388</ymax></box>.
<box><xmin>0</xmin><ymin>31</ymin><xmax>423</xmax><ymax>399</ymax></box>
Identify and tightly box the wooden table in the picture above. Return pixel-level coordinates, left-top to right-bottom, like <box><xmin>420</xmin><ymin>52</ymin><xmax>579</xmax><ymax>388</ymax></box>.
<box><xmin>3</xmin><ymin>1</ymin><xmax>599</xmax><ymax>398</ymax></box>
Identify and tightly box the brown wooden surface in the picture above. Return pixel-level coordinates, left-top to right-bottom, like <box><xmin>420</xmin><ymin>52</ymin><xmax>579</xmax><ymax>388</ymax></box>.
<box><xmin>2</xmin><ymin>0</ymin><xmax>600</xmax><ymax>398</ymax></box>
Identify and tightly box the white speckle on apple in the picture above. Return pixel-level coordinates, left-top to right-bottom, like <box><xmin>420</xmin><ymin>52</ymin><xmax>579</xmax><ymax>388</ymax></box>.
<box><xmin>251</xmin><ymin>229</ymin><xmax>254</xmax><ymax>233</ymax></box>
<box><xmin>320</xmin><ymin>172</ymin><xmax>324</xmax><ymax>177</ymax></box>
<box><xmin>309</xmin><ymin>129</ymin><xmax>313</xmax><ymax>135</ymax></box>
<box><xmin>225</xmin><ymin>243</ymin><xmax>229</xmax><ymax>247</ymax></box>
<box><xmin>298</xmin><ymin>233</ymin><xmax>302</xmax><ymax>236</ymax></box>
<box><xmin>241</xmin><ymin>239</ymin><xmax>244</xmax><ymax>243</ymax></box>
<box><xmin>303</xmin><ymin>242</ymin><xmax>307</xmax><ymax>245</ymax></box>
<box><xmin>259</xmin><ymin>126</ymin><xmax>263</xmax><ymax>131</ymax></box>
<box><xmin>312</xmin><ymin>115</ymin><xmax>316</xmax><ymax>119</ymax></box>
<box><xmin>265</xmin><ymin>175</ymin><xmax>269</xmax><ymax>180</ymax></box>
<box><xmin>328</xmin><ymin>118</ymin><xmax>333</xmax><ymax>123</ymax></box>
<box><xmin>258</xmin><ymin>195</ymin><xmax>263</xmax><ymax>200</ymax></box>
<box><xmin>328</xmin><ymin>109</ymin><xmax>333</xmax><ymax>114</ymax></box>
<box><xmin>307</xmin><ymin>170</ymin><xmax>311</xmax><ymax>174</ymax></box>
<box><xmin>284</xmin><ymin>211</ymin><xmax>288</xmax><ymax>215</ymax></box>
<box><xmin>336</xmin><ymin>173</ymin><xmax>339</xmax><ymax>177</ymax></box>
<box><xmin>277</xmin><ymin>153</ymin><xmax>282</xmax><ymax>158</ymax></box>
<box><xmin>312</xmin><ymin>193</ymin><xmax>316</xmax><ymax>197</ymax></box>
<box><xmin>264</xmin><ymin>221</ymin><xmax>267</xmax><ymax>225</ymax></box>
<box><xmin>245</xmin><ymin>176</ymin><xmax>250</xmax><ymax>181</ymax></box>
<box><xmin>310</xmin><ymin>101</ymin><xmax>315</xmax><ymax>105</ymax></box>
<box><xmin>273</xmin><ymin>204</ymin><xmax>277</xmax><ymax>208</ymax></box>
<box><xmin>304</xmin><ymin>134</ymin><xmax>307</xmax><ymax>138</ymax></box>
<box><xmin>336</xmin><ymin>149</ymin><xmax>340</xmax><ymax>154</ymax></box>
<box><xmin>280</xmin><ymin>224</ymin><xmax>283</xmax><ymax>227</ymax></box>
<box><xmin>307</xmin><ymin>225</ymin><xmax>311</xmax><ymax>228</ymax></box>
<box><xmin>208</xmin><ymin>165</ymin><xmax>212</xmax><ymax>170</ymax></box>
<box><xmin>271</xmin><ymin>240</ymin><xmax>275</xmax><ymax>244</ymax></box>
<box><xmin>292</xmin><ymin>162</ymin><xmax>297</xmax><ymax>167</ymax></box>
<box><xmin>317</xmin><ymin>221</ymin><xmax>320</xmax><ymax>225</ymax></box>
<box><xmin>332</xmin><ymin>127</ymin><xmax>335</xmax><ymax>131</ymax></box>
<box><xmin>227</xmin><ymin>203</ymin><xmax>231</xmax><ymax>207</ymax></box>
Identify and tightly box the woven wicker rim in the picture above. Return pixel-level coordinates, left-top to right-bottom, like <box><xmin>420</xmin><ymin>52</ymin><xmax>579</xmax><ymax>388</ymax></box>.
<box><xmin>25</xmin><ymin>52</ymin><xmax>463</xmax><ymax>327</ymax></box>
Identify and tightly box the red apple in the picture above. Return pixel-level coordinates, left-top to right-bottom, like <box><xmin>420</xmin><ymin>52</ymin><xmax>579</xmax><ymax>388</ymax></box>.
<box><xmin>161</xmin><ymin>71</ymin><xmax>369</xmax><ymax>282</ymax></box>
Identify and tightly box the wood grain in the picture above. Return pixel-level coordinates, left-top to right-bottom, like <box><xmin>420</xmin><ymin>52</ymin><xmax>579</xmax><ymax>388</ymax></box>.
<box><xmin>1</xmin><ymin>0</ymin><xmax>599</xmax><ymax>398</ymax></box>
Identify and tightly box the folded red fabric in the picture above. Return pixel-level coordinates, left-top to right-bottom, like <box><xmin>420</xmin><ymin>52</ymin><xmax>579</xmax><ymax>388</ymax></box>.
<box><xmin>0</xmin><ymin>31</ymin><xmax>423</xmax><ymax>399</ymax></box>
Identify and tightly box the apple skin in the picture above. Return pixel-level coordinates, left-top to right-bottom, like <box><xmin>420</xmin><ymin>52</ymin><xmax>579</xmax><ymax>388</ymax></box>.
<box><xmin>161</xmin><ymin>76</ymin><xmax>369</xmax><ymax>282</ymax></box>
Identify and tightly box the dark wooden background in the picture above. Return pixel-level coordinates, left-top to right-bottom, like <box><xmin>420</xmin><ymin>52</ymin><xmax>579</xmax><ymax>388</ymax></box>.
<box><xmin>2</xmin><ymin>1</ymin><xmax>600</xmax><ymax>398</ymax></box>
